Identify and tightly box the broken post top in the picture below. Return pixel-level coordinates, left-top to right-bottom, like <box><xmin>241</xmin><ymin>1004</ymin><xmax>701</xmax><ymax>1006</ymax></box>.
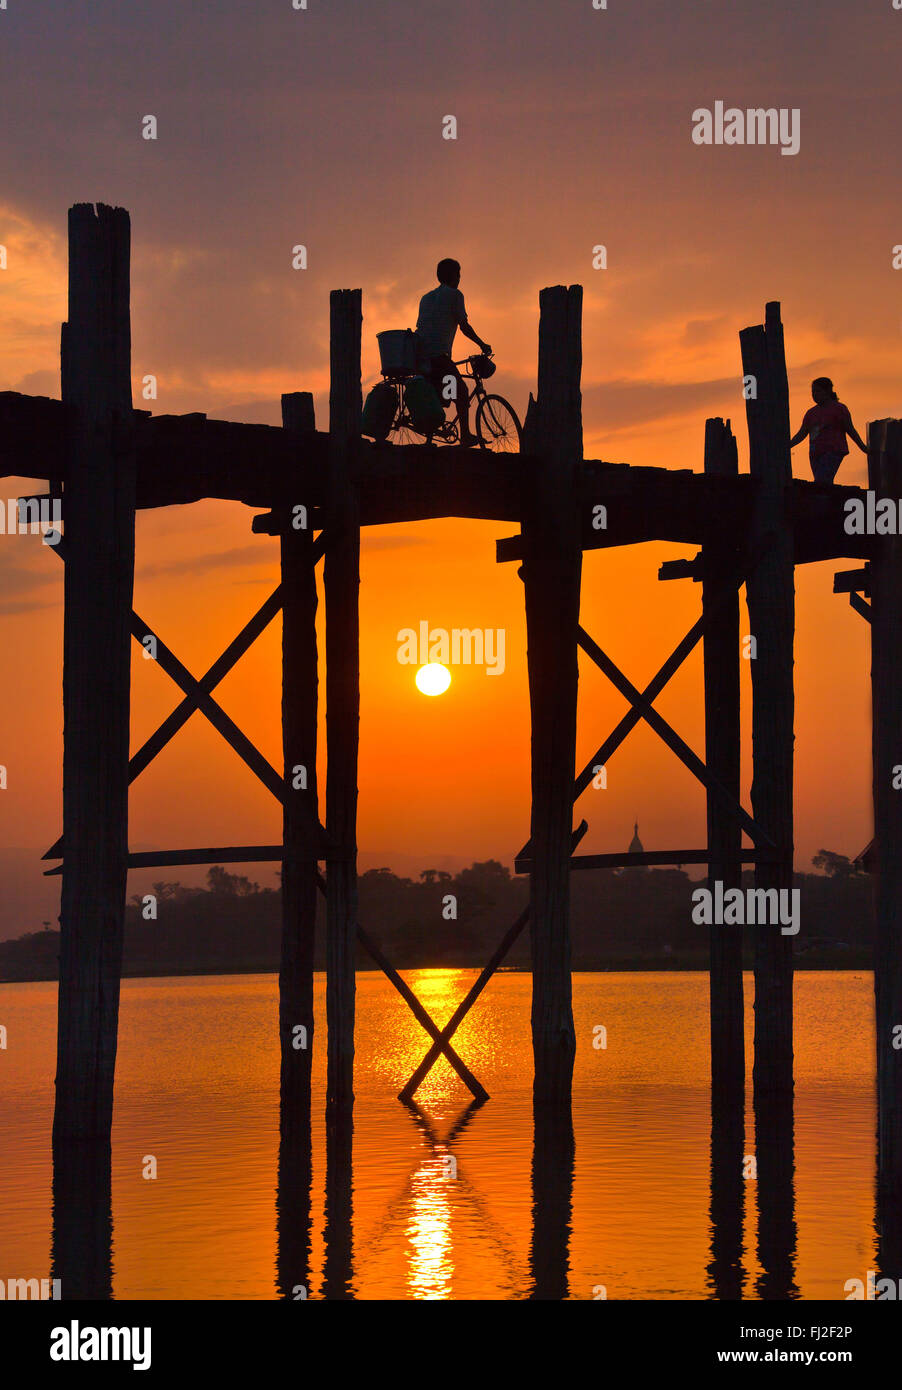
<box><xmin>530</xmin><ymin>284</ymin><xmax>583</xmax><ymax>467</ymax></box>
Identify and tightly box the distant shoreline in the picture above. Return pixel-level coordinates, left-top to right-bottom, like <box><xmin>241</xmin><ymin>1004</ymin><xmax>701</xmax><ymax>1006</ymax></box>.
<box><xmin>1</xmin><ymin>953</ymin><xmax>872</xmax><ymax>985</ymax></box>
<box><xmin>0</xmin><ymin>856</ymin><xmax>874</xmax><ymax>985</ymax></box>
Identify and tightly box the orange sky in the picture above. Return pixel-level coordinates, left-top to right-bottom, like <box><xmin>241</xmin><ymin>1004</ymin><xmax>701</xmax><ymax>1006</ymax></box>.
<box><xmin>0</xmin><ymin>0</ymin><xmax>897</xmax><ymax>925</ymax></box>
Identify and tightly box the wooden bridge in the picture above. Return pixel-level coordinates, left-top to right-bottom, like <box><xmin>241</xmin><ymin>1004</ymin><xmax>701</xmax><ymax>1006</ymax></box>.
<box><xmin>5</xmin><ymin>205</ymin><xmax>902</xmax><ymax>1295</ymax></box>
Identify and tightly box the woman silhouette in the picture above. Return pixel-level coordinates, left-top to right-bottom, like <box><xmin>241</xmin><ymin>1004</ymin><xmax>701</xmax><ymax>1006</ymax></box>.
<box><xmin>790</xmin><ymin>377</ymin><xmax>867</xmax><ymax>483</ymax></box>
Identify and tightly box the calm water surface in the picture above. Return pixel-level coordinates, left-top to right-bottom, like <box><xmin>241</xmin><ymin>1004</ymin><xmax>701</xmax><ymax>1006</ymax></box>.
<box><xmin>0</xmin><ymin>970</ymin><xmax>877</xmax><ymax>1299</ymax></box>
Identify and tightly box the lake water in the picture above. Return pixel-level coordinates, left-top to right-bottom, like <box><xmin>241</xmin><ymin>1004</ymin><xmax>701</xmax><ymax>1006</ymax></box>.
<box><xmin>0</xmin><ymin>970</ymin><xmax>877</xmax><ymax>1300</ymax></box>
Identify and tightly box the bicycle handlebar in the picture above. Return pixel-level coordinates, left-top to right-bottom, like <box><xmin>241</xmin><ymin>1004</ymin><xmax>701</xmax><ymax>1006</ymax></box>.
<box><xmin>453</xmin><ymin>351</ymin><xmax>494</xmax><ymax>367</ymax></box>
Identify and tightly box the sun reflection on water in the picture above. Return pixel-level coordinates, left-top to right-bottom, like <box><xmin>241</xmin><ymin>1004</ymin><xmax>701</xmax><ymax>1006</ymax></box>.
<box><xmin>406</xmin><ymin>1156</ymin><xmax>455</xmax><ymax>1299</ymax></box>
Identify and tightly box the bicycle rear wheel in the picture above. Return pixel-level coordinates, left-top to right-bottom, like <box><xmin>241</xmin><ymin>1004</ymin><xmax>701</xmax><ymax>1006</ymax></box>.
<box><xmin>388</xmin><ymin>383</ymin><xmax>421</xmax><ymax>447</ymax></box>
<box><xmin>476</xmin><ymin>394</ymin><xmax>522</xmax><ymax>453</ymax></box>
<box><xmin>388</xmin><ymin>419</ymin><xmax>421</xmax><ymax>447</ymax></box>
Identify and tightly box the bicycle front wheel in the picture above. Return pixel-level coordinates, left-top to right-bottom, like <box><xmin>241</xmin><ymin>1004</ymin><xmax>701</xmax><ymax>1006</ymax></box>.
<box><xmin>476</xmin><ymin>394</ymin><xmax>522</xmax><ymax>453</ymax></box>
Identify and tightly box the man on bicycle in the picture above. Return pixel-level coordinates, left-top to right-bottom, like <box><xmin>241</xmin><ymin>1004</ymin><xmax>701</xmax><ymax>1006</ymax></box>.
<box><xmin>415</xmin><ymin>258</ymin><xmax>492</xmax><ymax>447</ymax></box>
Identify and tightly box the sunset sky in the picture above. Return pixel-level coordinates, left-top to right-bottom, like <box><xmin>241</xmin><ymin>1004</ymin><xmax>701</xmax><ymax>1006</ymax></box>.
<box><xmin>1</xmin><ymin>0</ymin><xmax>899</xmax><ymax>930</ymax></box>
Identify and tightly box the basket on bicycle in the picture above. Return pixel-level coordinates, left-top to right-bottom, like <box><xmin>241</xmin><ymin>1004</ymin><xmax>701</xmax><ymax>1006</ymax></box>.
<box><xmin>470</xmin><ymin>353</ymin><xmax>496</xmax><ymax>380</ymax></box>
<box><xmin>377</xmin><ymin>329</ymin><xmax>419</xmax><ymax>377</ymax></box>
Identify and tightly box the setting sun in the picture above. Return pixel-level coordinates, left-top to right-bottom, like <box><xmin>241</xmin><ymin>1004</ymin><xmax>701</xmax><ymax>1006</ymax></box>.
<box><xmin>415</xmin><ymin>663</ymin><xmax>451</xmax><ymax>697</ymax></box>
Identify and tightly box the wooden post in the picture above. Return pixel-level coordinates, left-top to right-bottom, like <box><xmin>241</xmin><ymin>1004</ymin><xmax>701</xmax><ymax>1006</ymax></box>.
<box><xmin>869</xmin><ymin>418</ymin><xmax>902</xmax><ymax>1197</ymax></box>
<box><xmin>324</xmin><ymin>290</ymin><xmax>362</xmax><ymax>1121</ymax></box>
<box><xmin>740</xmin><ymin>301</ymin><xmax>795</xmax><ymax>1102</ymax></box>
<box><xmin>279</xmin><ymin>391</ymin><xmax>319</xmax><ymax>1141</ymax></box>
<box><xmin>522</xmin><ymin>285</ymin><xmax>583</xmax><ymax>1107</ymax></box>
<box><xmin>53</xmin><ymin>204</ymin><xmax>135</xmax><ymax>1142</ymax></box>
<box><xmin>702</xmin><ymin>418</ymin><xmax>744</xmax><ymax>1104</ymax></box>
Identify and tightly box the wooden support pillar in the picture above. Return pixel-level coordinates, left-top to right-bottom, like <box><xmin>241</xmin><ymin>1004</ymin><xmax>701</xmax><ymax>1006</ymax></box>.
<box><xmin>522</xmin><ymin>285</ymin><xmax>582</xmax><ymax>1108</ymax></box>
<box><xmin>702</xmin><ymin>417</ymin><xmax>744</xmax><ymax>1104</ymax></box>
<box><xmin>740</xmin><ymin>301</ymin><xmax>795</xmax><ymax>1103</ymax></box>
<box><xmin>53</xmin><ymin>204</ymin><xmax>135</xmax><ymax>1143</ymax></box>
<box><xmin>324</xmin><ymin>290</ymin><xmax>362</xmax><ymax>1121</ymax></box>
<box><xmin>741</xmin><ymin>304</ymin><xmax>797</xmax><ymax>1298</ymax></box>
<box><xmin>869</xmin><ymin>418</ymin><xmax>902</xmax><ymax>1197</ymax></box>
<box><xmin>279</xmin><ymin>391</ymin><xmax>319</xmax><ymax>1141</ymax></box>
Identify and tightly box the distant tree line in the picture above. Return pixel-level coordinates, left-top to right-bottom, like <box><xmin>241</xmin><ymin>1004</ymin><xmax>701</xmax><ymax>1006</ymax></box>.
<box><xmin>0</xmin><ymin>851</ymin><xmax>874</xmax><ymax>983</ymax></box>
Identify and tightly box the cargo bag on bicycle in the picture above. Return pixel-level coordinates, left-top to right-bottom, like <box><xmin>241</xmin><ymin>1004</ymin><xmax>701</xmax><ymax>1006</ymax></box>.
<box><xmin>404</xmin><ymin>375</ymin><xmax>445</xmax><ymax>435</ymax></box>
<box><xmin>361</xmin><ymin>381</ymin><xmax>398</xmax><ymax>440</ymax></box>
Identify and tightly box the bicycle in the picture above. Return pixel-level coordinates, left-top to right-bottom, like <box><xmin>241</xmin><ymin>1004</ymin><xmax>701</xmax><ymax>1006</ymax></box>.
<box><xmin>377</xmin><ymin>352</ymin><xmax>522</xmax><ymax>453</ymax></box>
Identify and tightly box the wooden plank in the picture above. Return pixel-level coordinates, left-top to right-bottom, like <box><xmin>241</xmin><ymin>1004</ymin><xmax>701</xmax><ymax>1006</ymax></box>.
<box><xmin>324</xmin><ymin>290</ymin><xmax>362</xmax><ymax>1122</ymax></box>
<box><xmin>0</xmin><ymin>391</ymin><xmax>69</xmax><ymax>478</ymax></box>
<box><xmin>702</xmin><ymin>417</ymin><xmax>744</xmax><ymax>1107</ymax></box>
<box><xmin>833</xmin><ymin>567</ymin><xmax>870</xmax><ymax>595</ymax></box>
<box><xmin>659</xmin><ymin>554</ymin><xmax>703</xmax><ymax>582</ymax></box>
<box><xmin>1</xmin><ymin>387</ymin><xmax>877</xmax><ymax>557</ymax></box>
<box><xmin>45</xmin><ymin>845</ymin><xmax>284</xmax><ymax>874</ymax></box>
<box><xmin>53</xmin><ymin>204</ymin><xmax>135</xmax><ymax>1143</ymax></box>
<box><xmin>498</xmin><ymin>471</ymin><xmax>872</xmax><ymax>564</ymax></box>
<box><xmin>741</xmin><ymin>303</ymin><xmax>795</xmax><ymax>1102</ymax></box>
<box><xmin>279</xmin><ymin>391</ymin><xmax>320</xmax><ymax>1139</ymax></box>
<box><xmin>868</xmin><ymin>418</ymin><xmax>902</xmax><ymax>1192</ymax></box>
<box><xmin>518</xmin><ymin>848</ymin><xmax>762</xmax><ymax>871</ymax></box>
<box><xmin>522</xmin><ymin>284</ymin><xmax>582</xmax><ymax>1108</ymax></box>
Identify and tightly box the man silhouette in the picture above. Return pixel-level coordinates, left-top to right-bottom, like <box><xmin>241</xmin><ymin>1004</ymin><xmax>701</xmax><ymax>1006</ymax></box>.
<box><xmin>415</xmin><ymin>259</ymin><xmax>491</xmax><ymax>447</ymax></box>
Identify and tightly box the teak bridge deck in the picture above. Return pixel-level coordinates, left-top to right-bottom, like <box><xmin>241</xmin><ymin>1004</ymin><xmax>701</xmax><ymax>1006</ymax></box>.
<box><xmin>5</xmin><ymin>204</ymin><xmax>902</xmax><ymax>1223</ymax></box>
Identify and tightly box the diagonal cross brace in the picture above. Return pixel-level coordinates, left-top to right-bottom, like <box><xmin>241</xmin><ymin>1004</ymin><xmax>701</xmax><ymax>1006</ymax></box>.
<box><xmin>576</xmin><ymin>625</ymin><xmax>770</xmax><ymax>847</ymax></box>
<box><xmin>128</xmin><ymin>583</ymin><xmax>285</xmax><ymax>784</ymax></box>
<box><xmin>406</xmin><ymin>550</ymin><xmax>776</xmax><ymax>1102</ymax></box>
<box><xmin>48</xmin><ymin>529</ymin><xmax>486</xmax><ymax>1101</ymax></box>
<box><xmin>514</xmin><ymin>611</ymin><xmax>708</xmax><ymax>864</ymax></box>
<box><xmin>45</xmin><ymin>533</ymin><xmax>328</xmax><ymax>860</ymax></box>
<box><xmin>310</xmin><ymin>871</ymin><xmax>488</xmax><ymax>1103</ymax></box>
<box><xmin>399</xmin><ymin>821</ymin><xmax>587</xmax><ymax>1101</ymax></box>
<box><xmin>400</xmin><ymin>906</ymin><xmax>528</xmax><ymax>1103</ymax></box>
<box><xmin>514</xmin><ymin>558</ymin><xmax>769</xmax><ymax>863</ymax></box>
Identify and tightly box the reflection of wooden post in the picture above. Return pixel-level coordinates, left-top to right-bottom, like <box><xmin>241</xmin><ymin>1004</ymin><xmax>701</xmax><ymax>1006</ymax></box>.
<box><xmin>522</xmin><ymin>284</ymin><xmax>582</xmax><ymax>1107</ymax></box>
<box><xmin>869</xmin><ymin>419</ymin><xmax>902</xmax><ymax>1195</ymax></box>
<box><xmin>51</xmin><ymin>1141</ymin><xmax>113</xmax><ymax>1299</ymax></box>
<box><xmin>740</xmin><ymin>301</ymin><xmax>795</xmax><ymax>1102</ymax></box>
<box><xmin>529</xmin><ymin>1110</ymin><xmax>575</xmax><ymax>1299</ymax></box>
<box><xmin>325</xmin><ymin>290</ymin><xmax>362</xmax><ymax>1121</ymax></box>
<box><xmin>53</xmin><ymin>204</ymin><xmax>135</xmax><ymax>1142</ymax></box>
<box><xmin>702</xmin><ymin>418</ymin><xmax>744</xmax><ymax>1104</ymax></box>
<box><xmin>279</xmin><ymin>391</ymin><xmax>318</xmax><ymax>1141</ymax></box>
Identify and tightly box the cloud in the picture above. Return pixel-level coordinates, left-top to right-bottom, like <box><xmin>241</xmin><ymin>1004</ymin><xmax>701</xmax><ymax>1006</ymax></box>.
<box><xmin>362</xmin><ymin>534</ymin><xmax>429</xmax><ymax>552</ymax></box>
<box><xmin>0</xmin><ymin>595</ymin><xmax>60</xmax><ymax>617</ymax></box>
<box><xmin>136</xmin><ymin>544</ymin><xmax>269</xmax><ymax>581</ymax></box>
<box><xmin>0</xmin><ymin>542</ymin><xmax>60</xmax><ymax>602</ymax></box>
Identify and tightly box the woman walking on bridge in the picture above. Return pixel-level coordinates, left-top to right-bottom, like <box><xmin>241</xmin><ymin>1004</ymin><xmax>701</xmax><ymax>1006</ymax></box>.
<box><xmin>790</xmin><ymin>376</ymin><xmax>868</xmax><ymax>483</ymax></box>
